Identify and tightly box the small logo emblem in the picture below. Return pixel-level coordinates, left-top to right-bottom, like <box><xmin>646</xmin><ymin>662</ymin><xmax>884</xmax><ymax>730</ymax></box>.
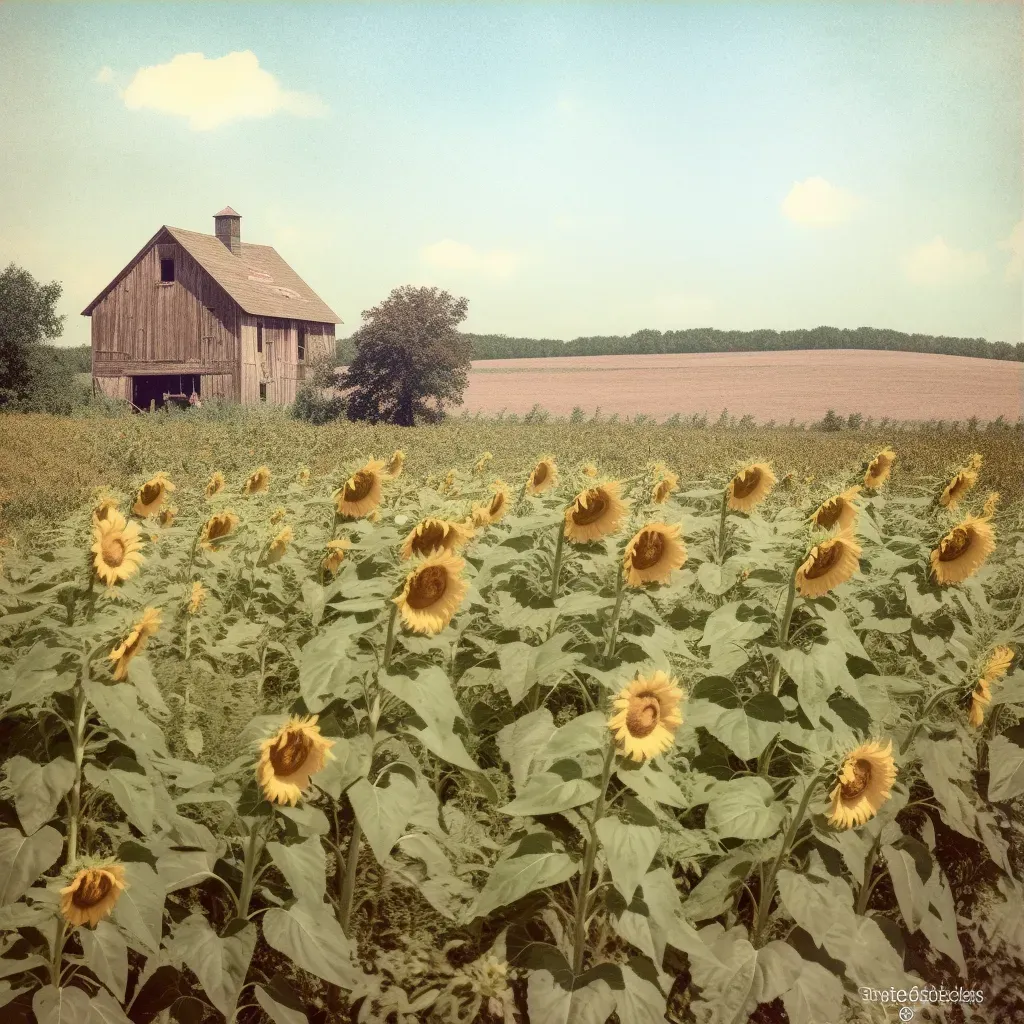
<box><xmin>899</xmin><ymin>1008</ymin><xmax>915</xmax><ymax>1022</ymax></box>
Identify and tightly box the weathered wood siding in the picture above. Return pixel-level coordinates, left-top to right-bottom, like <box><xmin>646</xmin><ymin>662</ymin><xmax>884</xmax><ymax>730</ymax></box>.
<box><xmin>91</xmin><ymin>239</ymin><xmax>238</xmax><ymax>380</ymax></box>
<box><xmin>239</xmin><ymin>316</ymin><xmax>335</xmax><ymax>405</ymax></box>
<box><xmin>93</xmin><ymin>376</ymin><xmax>131</xmax><ymax>402</ymax></box>
<box><xmin>200</xmin><ymin>374</ymin><xmax>235</xmax><ymax>400</ymax></box>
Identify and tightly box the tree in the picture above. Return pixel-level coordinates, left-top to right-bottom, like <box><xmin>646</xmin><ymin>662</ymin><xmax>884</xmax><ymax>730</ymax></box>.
<box><xmin>0</xmin><ymin>263</ymin><xmax>65</xmax><ymax>406</ymax></box>
<box><xmin>341</xmin><ymin>285</ymin><xmax>471</xmax><ymax>426</ymax></box>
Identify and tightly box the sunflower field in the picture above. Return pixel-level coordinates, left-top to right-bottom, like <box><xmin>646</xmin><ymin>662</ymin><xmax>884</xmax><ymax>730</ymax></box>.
<box><xmin>1</xmin><ymin>444</ymin><xmax>1023</xmax><ymax>1024</ymax></box>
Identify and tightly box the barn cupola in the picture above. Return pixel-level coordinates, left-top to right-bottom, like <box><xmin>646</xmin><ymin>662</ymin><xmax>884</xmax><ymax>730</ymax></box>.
<box><xmin>214</xmin><ymin>207</ymin><xmax>242</xmax><ymax>256</ymax></box>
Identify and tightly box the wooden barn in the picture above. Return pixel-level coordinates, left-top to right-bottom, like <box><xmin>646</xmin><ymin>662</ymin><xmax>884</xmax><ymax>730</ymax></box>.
<box><xmin>83</xmin><ymin>208</ymin><xmax>342</xmax><ymax>408</ymax></box>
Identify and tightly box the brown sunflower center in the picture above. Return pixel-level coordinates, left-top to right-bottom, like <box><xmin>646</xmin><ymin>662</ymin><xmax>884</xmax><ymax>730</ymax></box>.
<box><xmin>625</xmin><ymin>694</ymin><xmax>661</xmax><ymax>738</ymax></box>
<box><xmin>939</xmin><ymin>527</ymin><xmax>972</xmax><ymax>562</ymax></box>
<box><xmin>803</xmin><ymin>540</ymin><xmax>843</xmax><ymax>579</ymax></box>
<box><xmin>412</xmin><ymin>522</ymin><xmax>448</xmax><ymax>555</ymax></box>
<box><xmin>72</xmin><ymin>871</ymin><xmax>113</xmax><ymax>909</ymax></box>
<box><xmin>731</xmin><ymin>469</ymin><xmax>762</xmax><ymax>499</ymax></box>
<box><xmin>101</xmin><ymin>537</ymin><xmax>126</xmax><ymax>567</ymax></box>
<box><xmin>868</xmin><ymin>457</ymin><xmax>890</xmax><ymax>479</ymax></box>
<box><xmin>489</xmin><ymin>492</ymin><xmax>505</xmax><ymax>516</ymax></box>
<box><xmin>208</xmin><ymin>518</ymin><xmax>230</xmax><ymax>540</ymax></box>
<box><xmin>814</xmin><ymin>498</ymin><xmax>843</xmax><ymax>529</ymax></box>
<box><xmin>407</xmin><ymin>565</ymin><xmax>449</xmax><ymax>609</ymax></box>
<box><xmin>654</xmin><ymin>481</ymin><xmax>670</xmax><ymax>502</ymax></box>
<box><xmin>139</xmin><ymin>482</ymin><xmax>163</xmax><ymax>506</ymax></box>
<box><xmin>532</xmin><ymin>463</ymin><xmax>549</xmax><ymax>487</ymax></box>
<box><xmin>344</xmin><ymin>471</ymin><xmax>374</xmax><ymax>502</ymax></box>
<box><xmin>839</xmin><ymin>758</ymin><xmax>873</xmax><ymax>800</ymax></box>
<box><xmin>631</xmin><ymin>530</ymin><xmax>665</xmax><ymax>570</ymax></box>
<box><xmin>571</xmin><ymin>490</ymin><xmax>608</xmax><ymax>526</ymax></box>
<box><xmin>270</xmin><ymin>730</ymin><xmax>313</xmax><ymax>776</ymax></box>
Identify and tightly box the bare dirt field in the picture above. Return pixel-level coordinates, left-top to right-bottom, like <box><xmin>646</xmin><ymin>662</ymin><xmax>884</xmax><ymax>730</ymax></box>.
<box><xmin>459</xmin><ymin>349</ymin><xmax>1024</xmax><ymax>422</ymax></box>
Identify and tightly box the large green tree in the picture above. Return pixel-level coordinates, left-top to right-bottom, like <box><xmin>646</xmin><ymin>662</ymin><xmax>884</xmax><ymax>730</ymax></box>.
<box><xmin>342</xmin><ymin>285</ymin><xmax>471</xmax><ymax>426</ymax></box>
<box><xmin>0</xmin><ymin>263</ymin><xmax>65</xmax><ymax>405</ymax></box>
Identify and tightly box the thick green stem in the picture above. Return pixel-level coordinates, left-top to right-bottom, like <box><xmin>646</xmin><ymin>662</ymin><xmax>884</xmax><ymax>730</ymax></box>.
<box><xmin>549</xmin><ymin>523</ymin><xmax>566</xmax><ymax>602</ymax></box>
<box><xmin>236</xmin><ymin>824</ymin><xmax>263</xmax><ymax>920</ymax></box>
<box><xmin>604</xmin><ymin>567</ymin><xmax>627</xmax><ymax>660</ymax></box>
<box><xmin>978</xmin><ymin>703</ymin><xmax>1005</xmax><ymax>774</ymax></box>
<box><xmin>855</xmin><ymin>838</ymin><xmax>882</xmax><ymax>915</ymax></box>
<box><xmin>716</xmin><ymin>491</ymin><xmax>729</xmax><ymax>564</ymax></box>
<box><xmin>571</xmin><ymin>743</ymin><xmax>617</xmax><ymax>974</ymax></box>
<box><xmin>66</xmin><ymin>672</ymin><xmax>89</xmax><ymax>867</ymax></box>
<box><xmin>753</xmin><ymin>770</ymin><xmax>825</xmax><ymax>946</ymax></box>
<box><xmin>382</xmin><ymin>602</ymin><xmax>398</xmax><ymax>672</ymax></box>
<box><xmin>769</xmin><ymin>570</ymin><xmax>799</xmax><ymax>697</ymax></box>
<box><xmin>902</xmin><ymin>683</ymin><xmax>964</xmax><ymax>751</ymax></box>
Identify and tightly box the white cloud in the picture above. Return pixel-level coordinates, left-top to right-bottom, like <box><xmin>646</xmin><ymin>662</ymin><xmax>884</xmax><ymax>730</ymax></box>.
<box><xmin>120</xmin><ymin>51</ymin><xmax>327</xmax><ymax>131</ymax></box>
<box><xmin>420</xmin><ymin>239</ymin><xmax>523</xmax><ymax>280</ymax></box>
<box><xmin>95</xmin><ymin>66</ymin><xmax>114</xmax><ymax>84</ymax></box>
<box><xmin>781</xmin><ymin>177</ymin><xmax>860</xmax><ymax>227</ymax></box>
<box><xmin>998</xmin><ymin>218</ymin><xmax>1024</xmax><ymax>279</ymax></box>
<box><xmin>905</xmin><ymin>236</ymin><xmax>988</xmax><ymax>286</ymax></box>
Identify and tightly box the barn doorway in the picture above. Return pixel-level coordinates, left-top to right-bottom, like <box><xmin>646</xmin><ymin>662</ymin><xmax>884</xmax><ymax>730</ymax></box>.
<box><xmin>132</xmin><ymin>374</ymin><xmax>201</xmax><ymax>410</ymax></box>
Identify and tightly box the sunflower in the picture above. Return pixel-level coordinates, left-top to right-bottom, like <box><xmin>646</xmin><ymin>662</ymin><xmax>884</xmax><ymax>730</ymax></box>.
<box><xmin>623</xmin><ymin>523</ymin><xmax>687</xmax><ymax>587</ymax></box>
<box><xmin>59</xmin><ymin>863</ymin><xmax>127</xmax><ymax>928</ymax></box>
<box><xmin>264</xmin><ymin>525</ymin><xmax>293</xmax><ymax>564</ymax></box>
<box><xmin>827</xmin><ymin>739</ymin><xmax>897</xmax><ymax>829</ymax></box>
<box><xmin>863</xmin><ymin>449</ymin><xmax>896</xmax><ymax>491</ymax></box>
<box><xmin>385</xmin><ymin>450</ymin><xmax>406</xmax><ymax>479</ymax></box>
<box><xmin>132</xmin><ymin>472</ymin><xmax>175</xmax><ymax>517</ymax></box>
<box><xmin>939</xmin><ymin>457</ymin><xmax>981</xmax><ymax>509</ymax></box>
<box><xmin>581</xmin><ymin>463</ymin><xmax>599</xmax><ymax>479</ymax></box>
<box><xmin>109</xmin><ymin>607</ymin><xmax>161</xmax><ymax>681</ymax></box>
<box><xmin>394</xmin><ymin>550</ymin><xmax>468</xmax><ymax>635</ymax></box>
<box><xmin>322</xmin><ymin>538</ymin><xmax>351</xmax><ymax>575</ymax></box>
<box><xmin>473</xmin><ymin>480</ymin><xmax>512</xmax><ymax>526</ymax></box>
<box><xmin>526</xmin><ymin>457</ymin><xmax>558</xmax><ymax>496</ymax></box>
<box><xmin>187</xmin><ymin>582</ymin><xmax>207</xmax><ymax>615</ymax></box>
<box><xmin>726</xmin><ymin>463</ymin><xmax>776</xmax><ymax>513</ymax></box>
<box><xmin>297</xmin><ymin>466</ymin><xmax>311</xmax><ymax>485</ymax></box>
<box><xmin>474</xmin><ymin>452</ymin><xmax>493</xmax><ymax>474</ymax></box>
<box><xmin>157</xmin><ymin>505</ymin><xmax>177</xmax><ymax>528</ymax></box>
<box><xmin>200</xmin><ymin>511</ymin><xmax>240</xmax><ymax>551</ymax></box>
<box><xmin>968</xmin><ymin>646</ymin><xmax>1014</xmax><ymax>728</ymax></box>
<box><xmin>269</xmin><ymin>507</ymin><xmax>288</xmax><ymax>525</ymax></box>
<box><xmin>564</xmin><ymin>481</ymin><xmax>629</xmax><ymax>543</ymax></box>
<box><xmin>244</xmin><ymin>466</ymin><xmax>271</xmax><ymax>495</ymax></box>
<box><xmin>334</xmin><ymin>458</ymin><xmax>386</xmax><ymax>518</ymax></box>
<box><xmin>652</xmin><ymin>469</ymin><xmax>679</xmax><ymax>505</ymax></box>
<box><xmin>91</xmin><ymin>509</ymin><xmax>145</xmax><ymax>587</ymax></box>
<box><xmin>982</xmin><ymin>492</ymin><xmax>1000</xmax><ymax>519</ymax></box>
<box><xmin>205</xmin><ymin>471</ymin><xmax>225</xmax><ymax>499</ymax></box>
<box><xmin>930</xmin><ymin>515</ymin><xmax>996</xmax><ymax>585</ymax></box>
<box><xmin>92</xmin><ymin>496</ymin><xmax>119</xmax><ymax>524</ymax></box>
<box><xmin>400</xmin><ymin>517</ymin><xmax>474</xmax><ymax>560</ymax></box>
<box><xmin>608</xmin><ymin>671</ymin><xmax>685</xmax><ymax>761</ymax></box>
<box><xmin>811</xmin><ymin>486</ymin><xmax>861</xmax><ymax>531</ymax></box>
<box><xmin>256</xmin><ymin>715</ymin><xmax>335</xmax><ymax>806</ymax></box>
<box><xmin>795</xmin><ymin>530</ymin><xmax>862</xmax><ymax>598</ymax></box>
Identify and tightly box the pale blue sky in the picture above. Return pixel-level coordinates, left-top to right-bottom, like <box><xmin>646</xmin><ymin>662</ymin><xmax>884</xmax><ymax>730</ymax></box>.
<box><xmin>1</xmin><ymin>1</ymin><xmax>1021</xmax><ymax>348</ymax></box>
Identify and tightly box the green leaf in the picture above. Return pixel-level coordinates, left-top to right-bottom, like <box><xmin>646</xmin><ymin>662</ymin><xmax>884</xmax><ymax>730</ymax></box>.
<box><xmin>347</xmin><ymin>774</ymin><xmax>418</xmax><ymax>866</ymax></box>
<box><xmin>881</xmin><ymin>841</ymin><xmax>931</xmax><ymax>932</ymax></box>
<box><xmin>614</xmin><ymin>960</ymin><xmax>666</xmax><ymax>1024</ymax></box>
<box><xmin>699</xmin><ymin>601</ymin><xmax>770</xmax><ymax>649</ymax></box>
<box><xmin>496</xmin><ymin>708</ymin><xmax>556</xmax><ymax>789</ymax></box>
<box><xmin>525</xmin><ymin>950</ymin><xmax>617</xmax><ymax>1024</ymax></box>
<box><xmin>615</xmin><ymin>762</ymin><xmax>689</xmax><ymax>809</ymax></box>
<box><xmin>111</xmin><ymin>862</ymin><xmax>164</xmax><ymax>953</ymax></box>
<box><xmin>498</xmin><ymin>633</ymin><xmax>583</xmax><ymax>705</ymax></box>
<box><xmin>86</xmin><ymin>989</ymin><xmax>133</xmax><ymax>1024</ymax></box>
<box><xmin>917</xmin><ymin>739</ymin><xmax>978</xmax><ymax>838</ymax></box>
<box><xmin>84</xmin><ymin>766</ymin><xmax>156</xmax><ymax>835</ymax></box>
<box><xmin>704</xmin><ymin>778</ymin><xmax>783</xmax><ymax>840</ymax></box>
<box><xmin>255</xmin><ymin>979</ymin><xmax>309</xmax><ymax>1024</ymax></box>
<box><xmin>84</xmin><ymin>682</ymin><xmax>167</xmax><ymax>758</ymax></box>
<box><xmin>501</xmin><ymin>773</ymin><xmax>600</xmax><ymax>818</ymax></box>
<box><xmin>0</xmin><ymin>954</ymin><xmax>48</xmax><ymax>979</ymax></box>
<box><xmin>775</xmin><ymin>644</ymin><xmax>846</xmax><ymax>722</ymax></box>
<box><xmin>173</xmin><ymin>914</ymin><xmax>256</xmax><ymax>1019</ymax></box>
<box><xmin>541</xmin><ymin>711</ymin><xmax>608</xmax><ymax>767</ymax></box>
<box><xmin>262</xmin><ymin>900</ymin><xmax>361</xmax><ymax>990</ymax></box>
<box><xmin>920</xmin><ymin>866</ymin><xmax>966</xmax><ymax>976</ymax></box>
<box><xmin>125</xmin><ymin>657</ymin><xmax>170</xmax><ymax>718</ymax></box>
<box><xmin>79</xmin><ymin>920</ymin><xmax>128</xmax><ymax>1003</ymax></box>
<box><xmin>780</xmin><ymin>959</ymin><xmax>845</xmax><ymax>1024</ymax></box>
<box><xmin>157</xmin><ymin>849</ymin><xmax>217</xmax><ymax>893</ymax></box>
<box><xmin>298</xmin><ymin>621</ymin><xmax>369</xmax><ymax>712</ymax></box>
<box><xmin>301</xmin><ymin>580</ymin><xmax>326</xmax><ymax>628</ymax></box>
<box><xmin>473</xmin><ymin>838</ymin><xmax>578</xmax><ymax>919</ymax></box>
<box><xmin>988</xmin><ymin>733</ymin><xmax>1024</xmax><ymax>802</ymax></box>
<box><xmin>594</xmin><ymin>817</ymin><xmax>661</xmax><ymax>903</ymax></box>
<box><xmin>267</xmin><ymin>835</ymin><xmax>327</xmax><ymax>904</ymax></box>
<box><xmin>31</xmin><ymin>985</ymin><xmax>93</xmax><ymax>1024</ymax></box>
<box><xmin>314</xmin><ymin>734</ymin><xmax>372</xmax><ymax>800</ymax></box>
<box><xmin>3</xmin><ymin>756</ymin><xmax>74</xmax><ymax>835</ymax></box>
<box><xmin>697</xmin><ymin>561</ymin><xmax>740</xmax><ymax>596</ymax></box>
<box><xmin>688</xmin><ymin>703</ymin><xmax>780</xmax><ymax>761</ymax></box>
<box><xmin>0</xmin><ymin>825</ymin><xmax>62</xmax><ymax>905</ymax></box>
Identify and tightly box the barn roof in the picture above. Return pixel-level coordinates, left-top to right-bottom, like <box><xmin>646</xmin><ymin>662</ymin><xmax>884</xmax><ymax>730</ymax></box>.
<box><xmin>81</xmin><ymin>225</ymin><xmax>343</xmax><ymax>324</ymax></box>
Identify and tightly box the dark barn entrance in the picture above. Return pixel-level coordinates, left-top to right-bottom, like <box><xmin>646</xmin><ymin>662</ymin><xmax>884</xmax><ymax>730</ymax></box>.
<box><xmin>132</xmin><ymin>374</ymin><xmax>201</xmax><ymax>410</ymax></box>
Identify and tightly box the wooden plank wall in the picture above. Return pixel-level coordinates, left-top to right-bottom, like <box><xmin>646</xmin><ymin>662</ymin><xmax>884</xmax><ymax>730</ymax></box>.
<box><xmin>93</xmin><ymin>376</ymin><xmax>131</xmax><ymax>402</ymax></box>
<box><xmin>200</xmin><ymin>374</ymin><xmax>235</xmax><ymax>400</ymax></box>
<box><xmin>91</xmin><ymin>240</ymin><xmax>238</xmax><ymax>385</ymax></box>
<box><xmin>238</xmin><ymin>317</ymin><xmax>335</xmax><ymax>405</ymax></box>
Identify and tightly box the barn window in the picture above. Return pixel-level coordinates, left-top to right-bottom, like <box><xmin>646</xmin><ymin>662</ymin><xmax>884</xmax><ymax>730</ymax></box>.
<box><xmin>259</xmin><ymin>382</ymin><xmax>267</xmax><ymax>402</ymax></box>
<box><xmin>160</xmin><ymin>258</ymin><xmax>175</xmax><ymax>282</ymax></box>
<box><xmin>257</xmin><ymin>321</ymin><xmax>264</xmax><ymax>353</ymax></box>
<box><xmin>297</xmin><ymin>326</ymin><xmax>306</xmax><ymax>362</ymax></box>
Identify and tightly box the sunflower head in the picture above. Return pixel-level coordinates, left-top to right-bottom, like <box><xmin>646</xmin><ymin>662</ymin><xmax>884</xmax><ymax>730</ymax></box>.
<box><xmin>132</xmin><ymin>472</ymin><xmax>175</xmax><ymax>517</ymax></box>
<box><xmin>939</xmin><ymin>464</ymin><xmax>979</xmax><ymax>509</ymax></box>
<box><xmin>564</xmin><ymin>480</ymin><xmax>629</xmax><ymax>543</ymax></box>
<box><xmin>970</xmin><ymin>645</ymin><xmax>1015</xmax><ymax>727</ymax></box>
<box><xmin>930</xmin><ymin>514</ymin><xmax>996</xmax><ymax>585</ymax></box>
<box><xmin>269</xmin><ymin>506</ymin><xmax>288</xmax><ymax>525</ymax></box>
<box><xmin>264</xmin><ymin>525</ymin><xmax>293</xmax><ymax>564</ymax></box>
<box><xmin>526</xmin><ymin>457</ymin><xmax>559</xmax><ymax>496</ymax></box>
<box><xmin>109</xmin><ymin>607</ymin><xmax>162</xmax><ymax>681</ymax></box>
<box><xmin>623</xmin><ymin>522</ymin><xmax>687</xmax><ymax>587</ymax></box>
<box><xmin>474</xmin><ymin>452</ymin><xmax>493</xmax><ymax>474</ymax></box>
<box><xmin>157</xmin><ymin>505</ymin><xmax>177</xmax><ymax>528</ymax></box>
<box><xmin>400</xmin><ymin>517</ymin><xmax>474</xmax><ymax>560</ymax></box>
<box><xmin>257</xmin><ymin>715</ymin><xmax>335</xmax><ymax>806</ymax></box>
<box><xmin>608</xmin><ymin>671</ymin><xmax>685</xmax><ymax>761</ymax></box>
<box><xmin>394</xmin><ymin>549</ymin><xmax>468</xmax><ymax>635</ymax></box>
<box><xmin>385</xmin><ymin>450</ymin><xmax>406</xmax><ymax>479</ymax></box>
<box><xmin>796</xmin><ymin>529</ymin><xmax>862</xmax><ymax>598</ymax></box>
<box><xmin>244</xmin><ymin>466</ymin><xmax>271</xmax><ymax>495</ymax></box>
<box><xmin>322</xmin><ymin>537</ymin><xmax>351</xmax><ymax>575</ymax></box>
<box><xmin>297</xmin><ymin>466</ymin><xmax>311</xmax><ymax>485</ymax></box>
<box><xmin>59</xmin><ymin>862</ymin><xmax>127</xmax><ymax>928</ymax></box>
<box><xmin>811</xmin><ymin>486</ymin><xmax>861</xmax><ymax>532</ymax></box>
<box><xmin>982</xmin><ymin>492</ymin><xmax>1000</xmax><ymax>520</ymax></box>
<box><xmin>334</xmin><ymin>459</ymin><xmax>386</xmax><ymax>518</ymax></box>
<box><xmin>651</xmin><ymin>469</ymin><xmax>679</xmax><ymax>505</ymax></box>
<box><xmin>187</xmin><ymin>581</ymin><xmax>207</xmax><ymax>615</ymax></box>
<box><xmin>827</xmin><ymin>739</ymin><xmax>897</xmax><ymax>829</ymax></box>
<box><xmin>475</xmin><ymin>479</ymin><xmax>512</xmax><ymax>526</ymax></box>
<box><xmin>726</xmin><ymin>463</ymin><xmax>776</xmax><ymax>513</ymax></box>
<box><xmin>91</xmin><ymin>509</ymin><xmax>145</xmax><ymax>587</ymax></box>
<box><xmin>200</xmin><ymin>511</ymin><xmax>240</xmax><ymax>551</ymax></box>
<box><xmin>581</xmin><ymin>462</ymin><xmax>599</xmax><ymax>479</ymax></box>
<box><xmin>863</xmin><ymin>449</ymin><xmax>896</xmax><ymax>491</ymax></box>
<box><xmin>92</xmin><ymin>496</ymin><xmax>120</xmax><ymax>525</ymax></box>
<box><xmin>205</xmin><ymin>472</ymin><xmax>226</xmax><ymax>499</ymax></box>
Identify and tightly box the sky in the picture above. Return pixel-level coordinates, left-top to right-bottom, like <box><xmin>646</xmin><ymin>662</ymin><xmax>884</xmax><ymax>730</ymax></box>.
<box><xmin>1</xmin><ymin>1</ymin><xmax>1021</xmax><ymax>348</ymax></box>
